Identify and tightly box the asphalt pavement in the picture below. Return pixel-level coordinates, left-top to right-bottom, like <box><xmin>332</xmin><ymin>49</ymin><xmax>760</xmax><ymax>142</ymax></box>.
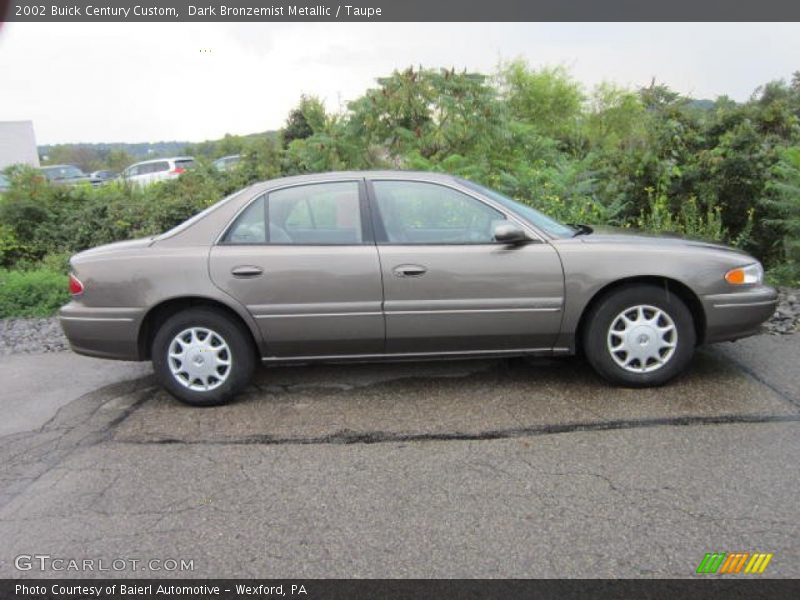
<box><xmin>0</xmin><ymin>336</ymin><xmax>798</xmax><ymax>578</ymax></box>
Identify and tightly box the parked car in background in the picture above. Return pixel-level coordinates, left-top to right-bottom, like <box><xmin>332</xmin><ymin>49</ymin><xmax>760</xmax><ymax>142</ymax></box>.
<box><xmin>59</xmin><ymin>171</ymin><xmax>778</xmax><ymax>406</ymax></box>
<box><xmin>89</xmin><ymin>170</ymin><xmax>118</xmax><ymax>185</ymax></box>
<box><xmin>121</xmin><ymin>157</ymin><xmax>195</xmax><ymax>186</ymax></box>
<box><xmin>212</xmin><ymin>154</ymin><xmax>242</xmax><ymax>172</ymax></box>
<box><xmin>0</xmin><ymin>173</ymin><xmax>9</xmax><ymax>192</ymax></box>
<box><xmin>39</xmin><ymin>164</ymin><xmax>92</xmax><ymax>185</ymax></box>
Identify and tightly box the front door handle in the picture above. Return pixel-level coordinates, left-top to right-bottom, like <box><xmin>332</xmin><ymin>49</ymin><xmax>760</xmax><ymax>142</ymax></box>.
<box><xmin>393</xmin><ymin>264</ymin><xmax>427</xmax><ymax>277</ymax></box>
<box><xmin>231</xmin><ymin>265</ymin><xmax>264</xmax><ymax>278</ymax></box>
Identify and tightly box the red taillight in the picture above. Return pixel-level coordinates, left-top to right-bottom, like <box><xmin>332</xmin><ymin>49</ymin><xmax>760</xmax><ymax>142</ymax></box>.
<box><xmin>68</xmin><ymin>273</ymin><xmax>84</xmax><ymax>296</ymax></box>
<box><xmin>171</xmin><ymin>167</ymin><xmax>186</xmax><ymax>175</ymax></box>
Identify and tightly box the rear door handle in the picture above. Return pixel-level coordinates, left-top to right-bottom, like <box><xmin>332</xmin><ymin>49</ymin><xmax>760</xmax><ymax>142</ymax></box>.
<box><xmin>393</xmin><ymin>264</ymin><xmax>427</xmax><ymax>277</ymax></box>
<box><xmin>231</xmin><ymin>265</ymin><xmax>264</xmax><ymax>278</ymax></box>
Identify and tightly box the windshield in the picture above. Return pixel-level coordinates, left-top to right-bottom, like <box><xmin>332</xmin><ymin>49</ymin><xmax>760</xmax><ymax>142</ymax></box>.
<box><xmin>41</xmin><ymin>166</ymin><xmax>85</xmax><ymax>180</ymax></box>
<box><xmin>458</xmin><ymin>179</ymin><xmax>576</xmax><ymax>238</ymax></box>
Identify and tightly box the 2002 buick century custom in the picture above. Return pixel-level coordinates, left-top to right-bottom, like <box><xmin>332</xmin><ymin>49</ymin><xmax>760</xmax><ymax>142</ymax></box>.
<box><xmin>59</xmin><ymin>171</ymin><xmax>778</xmax><ymax>405</ymax></box>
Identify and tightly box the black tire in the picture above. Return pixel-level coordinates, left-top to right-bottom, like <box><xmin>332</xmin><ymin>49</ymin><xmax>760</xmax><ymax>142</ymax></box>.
<box><xmin>152</xmin><ymin>308</ymin><xmax>256</xmax><ymax>406</ymax></box>
<box><xmin>582</xmin><ymin>284</ymin><xmax>696</xmax><ymax>387</ymax></box>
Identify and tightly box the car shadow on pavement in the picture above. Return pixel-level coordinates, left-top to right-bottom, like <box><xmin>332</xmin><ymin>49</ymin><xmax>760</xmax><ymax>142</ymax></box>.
<box><xmin>109</xmin><ymin>348</ymin><xmax>800</xmax><ymax>445</ymax></box>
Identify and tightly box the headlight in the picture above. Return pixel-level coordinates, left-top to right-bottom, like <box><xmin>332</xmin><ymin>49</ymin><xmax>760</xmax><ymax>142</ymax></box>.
<box><xmin>724</xmin><ymin>262</ymin><xmax>763</xmax><ymax>285</ymax></box>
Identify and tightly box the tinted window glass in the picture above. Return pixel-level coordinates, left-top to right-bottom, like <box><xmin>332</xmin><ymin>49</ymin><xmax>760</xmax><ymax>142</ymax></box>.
<box><xmin>175</xmin><ymin>159</ymin><xmax>195</xmax><ymax>170</ymax></box>
<box><xmin>225</xmin><ymin>196</ymin><xmax>266</xmax><ymax>244</ymax></box>
<box><xmin>372</xmin><ymin>181</ymin><xmax>505</xmax><ymax>244</ymax></box>
<box><xmin>268</xmin><ymin>182</ymin><xmax>362</xmax><ymax>245</ymax></box>
<box><xmin>152</xmin><ymin>161</ymin><xmax>170</xmax><ymax>173</ymax></box>
<box><xmin>458</xmin><ymin>179</ymin><xmax>575</xmax><ymax>238</ymax></box>
<box><xmin>41</xmin><ymin>166</ymin><xmax>84</xmax><ymax>180</ymax></box>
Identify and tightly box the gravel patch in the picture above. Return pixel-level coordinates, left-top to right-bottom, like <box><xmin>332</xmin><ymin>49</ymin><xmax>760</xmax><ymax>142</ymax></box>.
<box><xmin>0</xmin><ymin>317</ymin><xmax>68</xmax><ymax>356</ymax></box>
<box><xmin>765</xmin><ymin>287</ymin><xmax>800</xmax><ymax>335</ymax></box>
<box><xmin>1</xmin><ymin>287</ymin><xmax>798</xmax><ymax>356</ymax></box>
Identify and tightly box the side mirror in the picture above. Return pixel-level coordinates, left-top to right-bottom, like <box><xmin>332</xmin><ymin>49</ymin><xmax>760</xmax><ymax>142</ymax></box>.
<box><xmin>494</xmin><ymin>222</ymin><xmax>529</xmax><ymax>244</ymax></box>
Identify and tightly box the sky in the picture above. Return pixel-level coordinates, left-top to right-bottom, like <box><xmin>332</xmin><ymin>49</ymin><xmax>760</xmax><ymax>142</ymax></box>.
<box><xmin>0</xmin><ymin>22</ymin><xmax>799</xmax><ymax>145</ymax></box>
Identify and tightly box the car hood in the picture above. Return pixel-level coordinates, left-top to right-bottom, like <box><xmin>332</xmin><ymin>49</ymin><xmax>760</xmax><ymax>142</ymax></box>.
<box><xmin>577</xmin><ymin>226</ymin><xmax>748</xmax><ymax>255</ymax></box>
<box><xmin>72</xmin><ymin>237</ymin><xmax>155</xmax><ymax>260</ymax></box>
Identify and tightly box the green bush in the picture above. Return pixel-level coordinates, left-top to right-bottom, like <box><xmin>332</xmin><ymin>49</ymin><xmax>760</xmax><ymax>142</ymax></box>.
<box><xmin>0</xmin><ymin>269</ymin><xmax>69</xmax><ymax>318</ymax></box>
<box><xmin>1</xmin><ymin>65</ymin><xmax>799</xmax><ymax>294</ymax></box>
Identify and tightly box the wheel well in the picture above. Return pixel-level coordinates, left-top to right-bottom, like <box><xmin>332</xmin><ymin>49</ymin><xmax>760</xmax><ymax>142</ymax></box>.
<box><xmin>575</xmin><ymin>276</ymin><xmax>706</xmax><ymax>352</ymax></box>
<box><xmin>137</xmin><ymin>297</ymin><xmax>260</xmax><ymax>361</ymax></box>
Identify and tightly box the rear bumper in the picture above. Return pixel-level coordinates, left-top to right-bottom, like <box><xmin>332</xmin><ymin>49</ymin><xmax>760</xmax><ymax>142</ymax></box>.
<box><xmin>701</xmin><ymin>286</ymin><xmax>778</xmax><ymax>344</ymax></box>
<box><xmin>59</xmin><ymin>302</ymin><xmax>145</xmax><ymax>361</ymax></box>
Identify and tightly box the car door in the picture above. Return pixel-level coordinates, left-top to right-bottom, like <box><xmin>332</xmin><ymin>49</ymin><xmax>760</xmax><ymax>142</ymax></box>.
<box><xmin>209</xmin><ymin>179</ymin><xmax>385</xmax><ymax>357</ymax></box>
<box><xmin>122</xmin><ymin>164</ymin><xmax>138</xmax><ymax>182</ymax></box>
<box><xmin>149</xmin><ymin>161</ymin><xmax>170</xmax><ymax>184</ymax></box>
<box><xmin>369</xmin><ymin>179</ymin><xmax>565</xmax><ymax>354</ymax></box>
<box><xmin>134</xmin><ymin>163</ymin><xmax>151</xmax><ymax>186</ymax></box>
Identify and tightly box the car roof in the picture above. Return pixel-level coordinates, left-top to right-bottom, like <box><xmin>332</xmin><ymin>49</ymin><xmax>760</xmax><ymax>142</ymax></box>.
<box><xmin>40</xmin><ymin>164</ymin><xmax>80</xmax><ymax>169</ymax></box>
<box><xmin>248</xmin><ymin>170</ymin><xmax>460</xmax><ymax>194</ymax></box>
<box><xmin>129</xmin><ymin>156</ymin><xmax>194</xmax><ymax>166</ymax></box>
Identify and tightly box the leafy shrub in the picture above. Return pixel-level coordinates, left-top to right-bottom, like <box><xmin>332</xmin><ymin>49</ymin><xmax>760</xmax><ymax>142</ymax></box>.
<box><xmin>766</xmin><ymin>261</ymin><xmax>800</xmax><ymax>286</ymax></box>
<box><xmin>0</xmin><ymin>269</ymin><xmax>69</xmax><ymax>318</ymax></box>
<box><xmin>762</xmin><ymin>146</ymin><xmax>800</xmax><ymax>282</ymax></box>
<box><xmin>636</xmin><ymin>187</ymin><xmax>727</xmax><ymax>241</ymax></box>
<box><xmin>1</xmin><ymin>64</ymin><xmax>799</xmax><ymax>301</ymax></box>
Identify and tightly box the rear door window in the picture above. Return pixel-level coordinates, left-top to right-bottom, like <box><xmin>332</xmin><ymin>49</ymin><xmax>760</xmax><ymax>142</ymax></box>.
<box><xmin>224</xmin><ymin>196</ymin><xmax>267</xmax><ymax>244</ymax></box>
<box><xmin>269</xmin><ymin>181</ymin><xmax>363</xmax><ymax>245</ymax></box>
<box><xmin>222</xmin><ymin>182</ymin><xmax>364</xmax><ymax>245</ymax></box>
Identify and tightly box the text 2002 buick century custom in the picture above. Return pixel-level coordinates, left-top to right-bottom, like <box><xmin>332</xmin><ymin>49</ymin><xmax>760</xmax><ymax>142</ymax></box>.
<box><xmin>60</xmin><ymin>171</ymin><xmax>778</xmax><ymax>406</ymax></box>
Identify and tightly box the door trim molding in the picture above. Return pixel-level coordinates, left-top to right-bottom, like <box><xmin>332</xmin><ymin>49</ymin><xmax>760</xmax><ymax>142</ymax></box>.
<box><xmin>262</xmin><ymin>346</ymin><xmax>572</xmax><ymax>362</ymax></box>
<box><xmin>255</xmin><ymin>311</ymin><xmax>382</xmax><ymax>319</ymax></box>
<box><xmin>386</xmin><ymin>307</ymin><xmax>561</xmax><ymax>315</ymax></box>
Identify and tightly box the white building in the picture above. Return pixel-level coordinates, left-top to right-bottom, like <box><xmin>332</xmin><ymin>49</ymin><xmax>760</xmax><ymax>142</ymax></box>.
<box><xmin>0</xmin><ymin>121</ymin><xmax>40</xmax><ymax>170</ymax></box>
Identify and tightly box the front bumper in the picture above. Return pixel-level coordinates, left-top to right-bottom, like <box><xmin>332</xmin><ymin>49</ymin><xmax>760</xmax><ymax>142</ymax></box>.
<box><xmin>701</xmin><ymin>285</ymin><xmax>778</xmax><ymax>344</ymax></box>
<box><xmin>59</xmin><ymin>302</ymin><xmax>145</xmax><ymax>361</ymax></box>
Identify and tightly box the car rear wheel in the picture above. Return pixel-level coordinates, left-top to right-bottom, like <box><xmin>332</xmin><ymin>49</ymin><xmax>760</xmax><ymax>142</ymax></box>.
<box><xmin>582</xmin><ymin>284</ymin><xmax>696</xmax><ymax>387</ymax></box>
<box><xmin>152</xmin><ymin>308</ymin><xmax>256</xmax><ymax>406</ymax></box>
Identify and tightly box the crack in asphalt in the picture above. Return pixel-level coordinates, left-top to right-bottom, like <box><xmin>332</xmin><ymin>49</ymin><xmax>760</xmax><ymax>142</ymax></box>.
<box><xmin>113</xmin><ymin>412</ymin><xmax>800</xmax><ymax>447</ymax></box>
<box><xmin>714</xmin><ymin>349</ymin><xmax>800</xmax><ymax>409</ymax></box>
<box><xmin>3</xmin><ymin>351</ymin><xmax>798</xmax><ymax>515</ymax></box>
<box><xmin>0</xmin><ymin>378</ymin><xmax>155</xmax><ymax>512</ymax></box>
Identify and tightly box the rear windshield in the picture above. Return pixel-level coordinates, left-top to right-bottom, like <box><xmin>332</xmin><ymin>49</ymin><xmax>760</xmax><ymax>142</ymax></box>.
<box><xmin>41</xmin><ymin>166</ymin><xmax>85</xmax><ymax>180</ymax></box>
<box><xmin>175</xmin><ymin>159</ymin><xmax>195</xmax><ymax>169</ymax></box>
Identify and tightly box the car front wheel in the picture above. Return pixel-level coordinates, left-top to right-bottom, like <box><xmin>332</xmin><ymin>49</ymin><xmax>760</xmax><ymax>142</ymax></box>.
<box><xmin>582</xmin><ymin>284</ymin><xmax>696</xmax><ymax>387</ymax></box>
<box><xmin>152</xmin><ymin>308</ymin><xmax>256</xmax><ymax>406</ymax></box>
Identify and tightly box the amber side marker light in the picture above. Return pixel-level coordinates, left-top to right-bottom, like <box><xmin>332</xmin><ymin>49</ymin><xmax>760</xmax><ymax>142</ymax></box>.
<box><xmin>725</xmin><ymin>269</ymin><xmax>746</xmax><ymax>284</ymax></box>
<box><xmin>724</xmin><ymin>263</ymin><xmax>763</xmax><ymax>285</ymax></box>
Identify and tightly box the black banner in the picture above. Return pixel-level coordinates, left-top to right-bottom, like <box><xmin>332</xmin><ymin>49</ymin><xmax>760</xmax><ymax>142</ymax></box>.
<box><xmin>3</xmin><ymin>0</ymin><xmax>800</xmax><ymax>22</ymax></box>
<box><xmin>2</xmin><ymin>579</ymin><xmax>800</xmax><ymax>600</ymax></box>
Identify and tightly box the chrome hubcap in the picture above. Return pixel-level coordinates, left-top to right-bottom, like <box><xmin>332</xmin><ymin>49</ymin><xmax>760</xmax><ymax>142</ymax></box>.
<box><xmin>607</xmin><ymin>305</ymin><xmax>677</xmax><ymax>373</ymax></box>
<box><xmin>168</xmin><ymin>327</ymin><xmax>232</xmax><ymax>391</ymax></box>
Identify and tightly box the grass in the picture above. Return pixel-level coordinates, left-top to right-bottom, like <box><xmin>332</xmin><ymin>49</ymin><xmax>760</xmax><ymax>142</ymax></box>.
<box><xmin>0</xmin><ymin>269</ymin><xmax>69</xmax><ymax>318</ymax></box>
